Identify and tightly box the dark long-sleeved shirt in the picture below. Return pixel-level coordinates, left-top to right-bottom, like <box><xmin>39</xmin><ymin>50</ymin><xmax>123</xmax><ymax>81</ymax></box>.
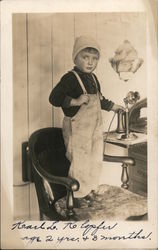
<box><xmin>49</xmin><ymin>66</ymin><xmax>114</xmax><ymax>117</ymax></box>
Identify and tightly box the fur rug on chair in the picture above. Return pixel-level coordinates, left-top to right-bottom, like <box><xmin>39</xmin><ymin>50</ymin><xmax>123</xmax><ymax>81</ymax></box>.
<box><xmin>55</xmin><ymin>184</ymin><xmax>147</xmax><ymax>221</ymax></box>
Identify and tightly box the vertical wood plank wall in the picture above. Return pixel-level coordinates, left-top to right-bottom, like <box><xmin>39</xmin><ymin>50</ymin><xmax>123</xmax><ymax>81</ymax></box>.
<box><xmin>13</xmin><ymin>13</ymin><xmax>146</xmax><ymax>219</ymax></box>
<box><xmin>52</xmin><ymin>13</ymin><xmax>74</xmax><ymax>127</ymax></box>
<box><xmin>13</xmin><ymin>14</ymin><xmax>30</xmax><ymax>219</ymax></box>
<box><xmin>27</xmin><ymin>14</ymin><xmax>53</xmax><ymax>219</ymax></box>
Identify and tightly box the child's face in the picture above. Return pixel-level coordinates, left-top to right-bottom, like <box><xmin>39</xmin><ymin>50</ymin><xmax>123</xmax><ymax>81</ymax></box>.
<box><xmin>75</xmin><ymin>49</ymin><xmax>99</xmax><ymax>73</ymax></box>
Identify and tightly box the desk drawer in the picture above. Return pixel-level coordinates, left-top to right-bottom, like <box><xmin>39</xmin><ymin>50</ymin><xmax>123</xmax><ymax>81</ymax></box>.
<box><xmin>128</xmin><ymin>142</ymin><xmax>147</xmax><ymax>196</ymax></box>
<box><xmin>129</xmin><ymin>169</ymin><xmax>147</xmax><ymax>184</ymax></box>
<box><xmin>129</xmin><ymin>143</ymin><xmax>147</xmax><ymax>161</ymax></box>
<box><xmin>130</xmin><ymin>161</ymin><xmax>147</xmax><ymax>177</ymax></box>
<box><xmin>129</xmin><ymin>178</ymin><xmax>147</xmax><ymax>197</ymax></box>
<box><xmin>129</xmin><ymin>142</ymin><xmax>147</xmax><ymax>155</ymax></box>
<box><xmin>129</xmin><ymin>153</ymin><xmax>147</xmax><ymax>164</ymax></box>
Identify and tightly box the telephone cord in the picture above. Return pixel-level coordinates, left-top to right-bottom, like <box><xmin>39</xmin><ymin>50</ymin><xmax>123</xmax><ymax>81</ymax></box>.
<box><xmin>103</xmin><ymin>112</ymin><xmax>117</xmax><ymax>153</ymax></box>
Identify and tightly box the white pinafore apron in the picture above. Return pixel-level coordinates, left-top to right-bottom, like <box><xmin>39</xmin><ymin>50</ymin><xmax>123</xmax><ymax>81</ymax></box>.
<box><xmin>62</xmin><ymin>70</ymin><xmax>103</xmax><ymax>198</ymax></box>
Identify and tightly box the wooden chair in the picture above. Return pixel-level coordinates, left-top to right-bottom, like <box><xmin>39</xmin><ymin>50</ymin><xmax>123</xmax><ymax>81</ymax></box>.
<box><xmin>27</xmin><ymin>127</ymin><xmax>79</xmax><ymax>220</ymax></box>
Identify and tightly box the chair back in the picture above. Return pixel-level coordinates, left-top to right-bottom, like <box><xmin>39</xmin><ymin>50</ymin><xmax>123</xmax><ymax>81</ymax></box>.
<box><xmin>28</xmin><ymin>127</ymin><xmax>70</xmax><ymax>217</ymax></box>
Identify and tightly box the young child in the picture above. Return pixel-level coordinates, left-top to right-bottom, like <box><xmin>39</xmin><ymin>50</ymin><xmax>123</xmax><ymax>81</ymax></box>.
<box><xmin>49</xmin><ymin>36</ymin><xmax>124</xmax><ymax>198</ymax></box>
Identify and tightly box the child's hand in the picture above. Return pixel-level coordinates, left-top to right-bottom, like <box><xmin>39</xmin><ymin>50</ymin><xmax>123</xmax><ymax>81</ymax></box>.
<box><xmin>111</xmin><ymin>104</ymin><xmax>125</xmax><ymax>112</ymax></box>
<box><xmin>70</xmin><ymin>94</ymin><xmax>89</xmax><ymax>106</ymax></box>
<box><xmin>76</xmin><ymin>94</ymin><xmax>90</xmax><ymax>106</ymax></box>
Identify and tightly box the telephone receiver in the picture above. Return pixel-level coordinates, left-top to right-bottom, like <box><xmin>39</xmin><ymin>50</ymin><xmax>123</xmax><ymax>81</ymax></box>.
<box><xmin>116</xmin><ymin>108</ymin><xmax>137</xmax><ymax>140</ymax></box>
<box><xmin>116</xmin><ymin>110</ymin><xmax>126</xmax><ymax>134</ymax></box>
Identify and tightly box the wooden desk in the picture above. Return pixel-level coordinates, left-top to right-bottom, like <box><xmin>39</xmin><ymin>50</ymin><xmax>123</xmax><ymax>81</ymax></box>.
<box><xmin>103</xmin><ymin>131</ymin><xmax>147</xmax><ymax>148</ymax></box>
<box><xmin>103</xmin><ymin>131</ymin><xmax>147</xmax><ymax>197</ymax></box>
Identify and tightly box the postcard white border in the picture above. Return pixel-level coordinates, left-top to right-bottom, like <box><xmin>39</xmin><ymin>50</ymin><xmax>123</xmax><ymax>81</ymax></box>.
<box><xmin>1</xmin><ymin>0</ymin><xmax>158</xmax><ymax>249</ymax></box>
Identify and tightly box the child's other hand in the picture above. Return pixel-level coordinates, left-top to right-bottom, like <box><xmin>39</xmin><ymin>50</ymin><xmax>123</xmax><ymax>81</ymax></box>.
<box><xmin>76</xmin><ymin>94</ymin><xmax>90</xmax><ymax>106</ymax></box>
<box><xmin>111</xmin><ymin>104</ymin><xmax>125</xmax><ymax>112</ymax></box>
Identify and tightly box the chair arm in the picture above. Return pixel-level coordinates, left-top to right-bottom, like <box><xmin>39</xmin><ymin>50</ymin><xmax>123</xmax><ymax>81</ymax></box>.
<box><xmin>103</xmin><ymin>154</ymin><xmax>135</xmax><ymax>165</ymax></box>
<box><xmin>103</xmin><ymin>154</ymin><xmax>135</xmax><ymax>189</ymax></box>
<box><xmin>33</xmin><ymin>161</ymin><xmax>80</xmax><ymax>192</ymax></box>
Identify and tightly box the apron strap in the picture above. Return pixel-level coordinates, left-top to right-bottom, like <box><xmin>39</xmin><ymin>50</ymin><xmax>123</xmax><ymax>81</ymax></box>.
<box><xmin>71</xmin><ymin>70</ymin><xmax>87</xmax><ymax>94</ymax></box>
<box><xmin>92</xmin><ymin>73</ymin><xmax>103</xmax><ymax>100</ymax></box>
<box><xmin>91</xmin><ymin>73</ymin><xmax>99</xmax><ymax>91</ymax></box>
<box><xmin>71</xmin><ymin>70</ymin><xmax>103</xmax><ymax>99</ymax></box>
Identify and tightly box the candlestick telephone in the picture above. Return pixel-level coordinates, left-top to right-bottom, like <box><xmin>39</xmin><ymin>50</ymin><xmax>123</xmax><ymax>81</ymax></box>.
<box><xmin>108</xmin><ymin>91</ymin><xmax>147</xmax><ymax>141</ymax></box>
